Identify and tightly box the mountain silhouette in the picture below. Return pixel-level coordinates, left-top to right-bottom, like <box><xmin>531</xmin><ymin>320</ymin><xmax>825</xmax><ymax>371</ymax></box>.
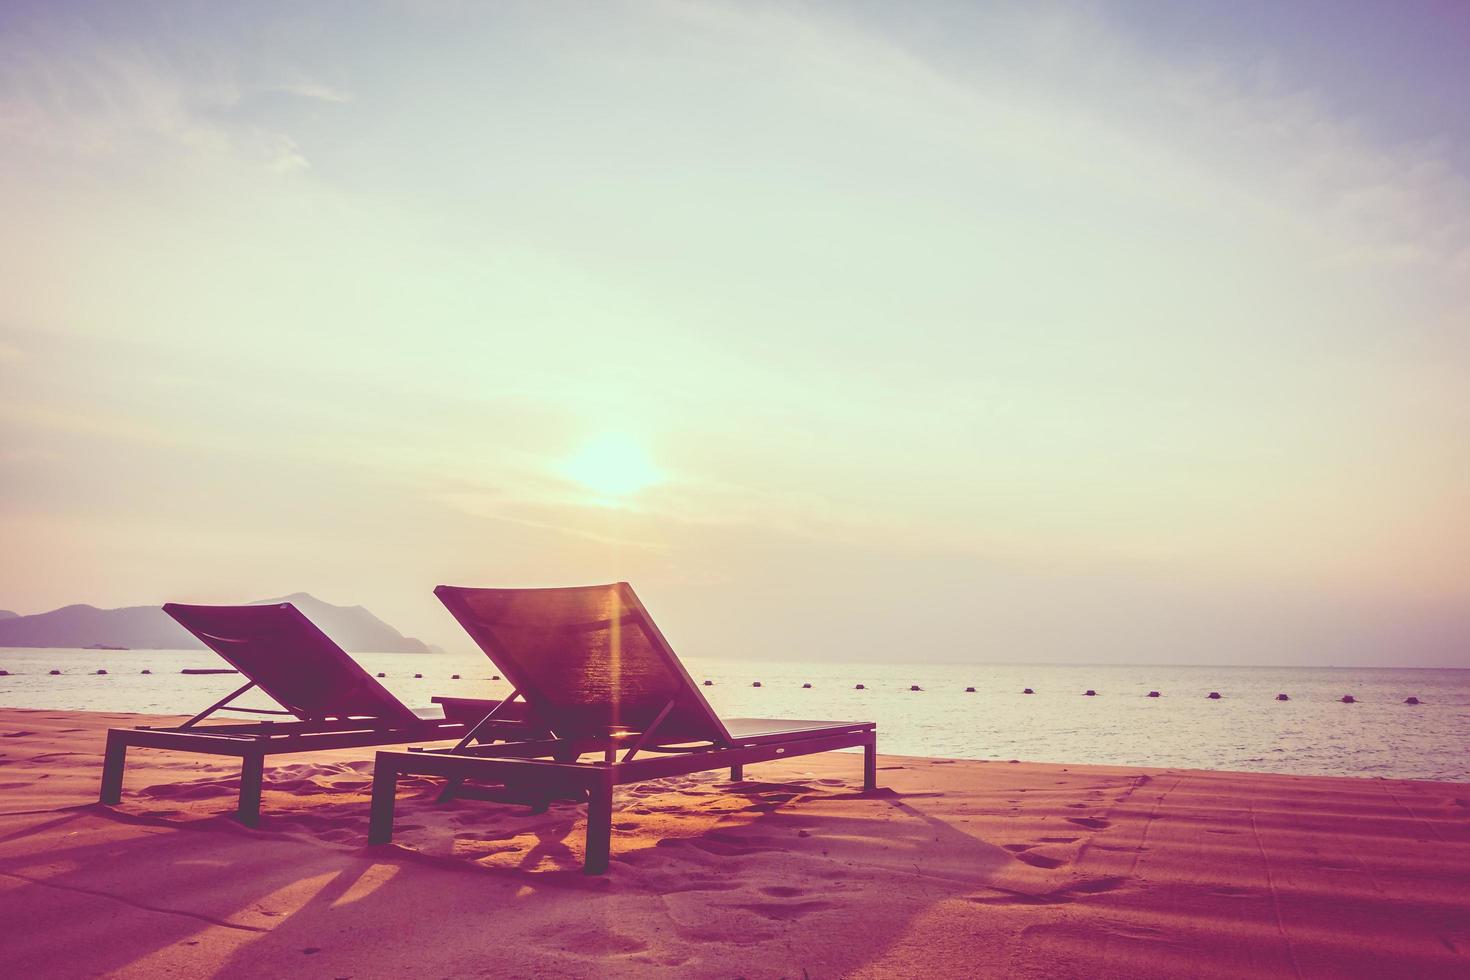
<box><xmin>0</xmin><ymin>594</ymin><xmax>430</xmax><ymax>653</ymax></box>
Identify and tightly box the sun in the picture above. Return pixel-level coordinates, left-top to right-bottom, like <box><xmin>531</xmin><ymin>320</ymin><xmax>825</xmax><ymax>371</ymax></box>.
<box><xmin>561</xmin><ymin>433</ymin><xmax>663</xmax><ymax>499</ymax></box>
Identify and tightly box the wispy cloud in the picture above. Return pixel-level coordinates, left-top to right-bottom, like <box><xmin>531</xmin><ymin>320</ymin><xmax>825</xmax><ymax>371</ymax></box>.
<box><xmin>0</xmin><ymin>16</ymin><xmax>336</xmax><ymax>173</ymax></box>
<box><xmin>271</xmin><ymin>79</ymin><xmax>351</xmax><ymax>104</ymax></box>
<box><xmin>668</xmin><ymin>0</ymin><xmax>1470</xmax><ymax>280</ymax></box>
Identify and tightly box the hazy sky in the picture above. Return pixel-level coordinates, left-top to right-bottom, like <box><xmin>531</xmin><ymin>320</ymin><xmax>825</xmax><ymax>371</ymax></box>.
<box><xmin>2</xmin><ymin>1</ymin><xmax>1467</xmax><ymax>665</ymax></box>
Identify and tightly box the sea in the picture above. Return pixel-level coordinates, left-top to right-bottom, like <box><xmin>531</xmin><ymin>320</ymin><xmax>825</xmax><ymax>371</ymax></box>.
<box><xmin>1</xmin><ymin>649</ymin><xmax>1465</xmax><ymax>782</ymax></box>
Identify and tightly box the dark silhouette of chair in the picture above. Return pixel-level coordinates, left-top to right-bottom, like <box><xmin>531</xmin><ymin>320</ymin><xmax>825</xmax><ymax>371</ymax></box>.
<box><xmin>368</xmin><ymin>583</ymin><xmax>877</xmax><ymax>873</ymax></box>
<box><xmin>99</xmin><ymin>602</ymin><xmax>538</xmax><ymax>825</ymax></box>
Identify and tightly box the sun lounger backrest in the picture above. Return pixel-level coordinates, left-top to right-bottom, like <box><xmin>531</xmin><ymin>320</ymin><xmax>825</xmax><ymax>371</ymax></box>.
<box><xmin>435</xmin><ymin>583</ymin><xmax>730</xmax><ymax>743</ymax></box>
<box><xmin>163</xmin><ymin>603</ymin><xmax>419</xmax><ymax>724</ymax></box>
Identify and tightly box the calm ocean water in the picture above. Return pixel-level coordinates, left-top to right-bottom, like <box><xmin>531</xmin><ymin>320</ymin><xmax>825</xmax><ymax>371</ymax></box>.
<box><xmin>1</xmin><ymin>649</ymin><xmax>1465</xmax><ymax>782</ymax></box>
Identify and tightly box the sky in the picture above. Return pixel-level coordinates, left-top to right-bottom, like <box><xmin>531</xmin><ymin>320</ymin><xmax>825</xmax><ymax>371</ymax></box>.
<box><xmin>1</xmin><ymin>1</ymin><xmax>1467</xmax><ymax>665</ymax></box>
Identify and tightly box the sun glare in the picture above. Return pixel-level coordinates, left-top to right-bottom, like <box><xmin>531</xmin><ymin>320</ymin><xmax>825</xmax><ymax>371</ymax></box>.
<box><xmin>561</xmin><ymin>434</ymin><xmax>663</xmax><ymax>499</ymax></box>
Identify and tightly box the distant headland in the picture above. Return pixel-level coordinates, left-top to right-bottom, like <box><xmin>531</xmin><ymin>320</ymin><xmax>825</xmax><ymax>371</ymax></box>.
<box><xmin>0</xmin><ymin>593</ymin><xmax>434</xmax><ymax>654</ymax></box>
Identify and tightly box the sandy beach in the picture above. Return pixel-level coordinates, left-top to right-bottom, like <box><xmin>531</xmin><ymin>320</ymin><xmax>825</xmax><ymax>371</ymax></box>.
<box><xmin>1</xmin><ymin>707</ymin><xmax>1466</xmax><ymax>978</ymax></box>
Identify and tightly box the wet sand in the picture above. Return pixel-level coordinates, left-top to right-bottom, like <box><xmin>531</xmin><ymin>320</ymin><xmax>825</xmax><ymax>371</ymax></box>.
<box><xmin>0</xmin><ymin>707</ymin><xmax>1466</xmax><ymax>978</ymax></box>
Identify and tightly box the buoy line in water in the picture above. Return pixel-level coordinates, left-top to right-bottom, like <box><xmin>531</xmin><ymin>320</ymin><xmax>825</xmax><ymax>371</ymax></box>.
<box><xmin>0</xmin><ymin>670</ymin><xmax>1421</xmax><ymax>704</ymax></box>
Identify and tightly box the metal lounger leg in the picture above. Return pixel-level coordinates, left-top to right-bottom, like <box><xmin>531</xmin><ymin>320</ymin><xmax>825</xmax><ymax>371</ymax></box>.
<box><xmin>99</xmin><ymin>731</ymin><xmax>128</xmax><ymax>805</ymax></box>
<box><xmin>437</xmin><ymin>776</ymin><xmax>465</xmax><ymax>803</ymax></box>
<box><xmin>584</xmin><ymin>769</ymin><xmax>615</xmax><ymax>875</ymax></box>
<box><xmin>864</xmin><ymin>733</ymin><xmax>877</xmax><ymax>792</ymax></box>
<box><xmin>368</xmin><ymin>757</ymin><xmax>399</xmax><ymax>844</ymax></box>
<box><xmin>237</xmin><ymin>753</ymin><xmax>265</xmax><ymax>826</ymax></box>
<box><xmin>730</xmin><ymin>764</ymin><xmax>744</xmax><ymax>781</ymax></box>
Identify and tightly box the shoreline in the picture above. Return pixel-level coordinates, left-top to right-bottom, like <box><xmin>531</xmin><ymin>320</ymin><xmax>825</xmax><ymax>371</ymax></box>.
<box><xmin>2</xmin><ymin>707</ymin><xmax>1467</xmax><ymax>977</ymax></box>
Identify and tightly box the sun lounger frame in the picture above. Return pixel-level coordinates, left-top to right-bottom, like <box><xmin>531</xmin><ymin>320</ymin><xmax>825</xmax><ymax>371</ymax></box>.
<box><xmin>98</xmin><ymin>601</ymin><xmax>544</xmax><ymax>825</ymax></box>
<box><xmin>368</xmin><ymin>721</ymin><xmax>877</xmax><ymax>873</ymax></box>
<box><xmin>98</xmin><ymin>692</ymin><xmax>543</xmax><ymax>827</ymax></box>
<box><xmin>367</xmin><ymin>581</ymin><xmax>876</xmax><ymax>874</ymax></box>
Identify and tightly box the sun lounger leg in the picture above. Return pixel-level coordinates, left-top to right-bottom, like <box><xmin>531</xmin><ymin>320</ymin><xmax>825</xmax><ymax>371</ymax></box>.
<box><xmin>237</xmin><ymin>752</ymin><xmax>265</xmax><ymax>826</ymax></box>
<box><xmin>730</xmin><ymin>764</ymin><xmax>743</xmax><ymax>781</ymax></box>
<box><xmin>368</xmin><ymin>758</ymin><xmax>398</xmax><ymax>844</ymax></box>
<box><xmin>437</xmin><ymin>776</ymin><xmax>464</xmax><ymax>803</ymax></box>
<box><xmin>863</xmin><ymin>733</ymin><xmax>877</xmax><ymax>792</ymax></box>
<box><xmin>99</xmin><ymin>731</ymin><xmax>128</xmax><ymax>804</ymax></box>
<box><xmin>584</xmin><ymin>770</ymin><xmax>615</xmax><ymax>875</ymax></box>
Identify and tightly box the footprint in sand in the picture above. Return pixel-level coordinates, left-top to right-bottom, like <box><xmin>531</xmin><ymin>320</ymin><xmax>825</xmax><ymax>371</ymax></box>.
<box><xmin>537</xmin><ymin>927</ymin><xmax>649</xmax><ymax>957</ymax></box>
<box><xmin>731</xmin><ymin>900</ymin><xmax>833</xmax><ymax>921</ymax></box>
<box><xmin>967</xmin><ymin>874</ymin><xmax>1126</xmax><ymax>907</ymax></box>
<box><xmin>760</xmin><ymin>885</ymin><xmax>805</xmax><ymax>897</ymax></box>
<box><xmin>684</xmin><ymin>838</ymin><xmax>772</xmax><ymax>858</ymax></box>
<box><xmin>1066</xmin><ymin>816</ymin><xmax>1111</xmax><ymax>830</ymax></box>
<box><xmin>1069</xmin><ymin>875</ymin><xmax>1126</xmax><ymax>894</ymax></box>
<box><xmin>628</xmin><ymin>864</ymin><xmax>744</xmax><ymax>892</ymax></box>
<box><xmin>1012</xmin><ymin>851</ymin><xmax>1067</xmax><ymax>869</ymax></box>
<box><xmin>316</xmin><ymin>829</ymin><xmax>357</xmax><ymax>844</ymax></box>
<box><xmin>967</xmin><ymin>891</ymin><xmax>1073</xmax><ymax>907</ymax></box>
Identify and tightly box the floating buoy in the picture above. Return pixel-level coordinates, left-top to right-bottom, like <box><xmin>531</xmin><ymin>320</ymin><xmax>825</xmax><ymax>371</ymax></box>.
<box><xmin>752</xmin><ymin>681</ymin><xmax>762</xmax><ymax>687</ymax></box>
<box><xmin>910</xmin><ymin>684</ymin><xmax>922</xmax><ymax>691</ymax></box>
<box><xmin>49</xmin><ymin>669</ymin><xmax>61</xmax><ymax>675</ymax></box>
<box><xmin>95</xmin><ymin>669</ymin><xmax>108</xmax><ymax>675</ymax></box>
<box><xmin>1084</xmin><ymin>690</ymin><xmax>1097</xmax><ymax>697</ymax></box>
<box><xmin>1022</xmin><ymin>688</ymin><xmax>1034</xmax><ymax>694</ymax></box>
<box><xmin>0</xmin><ymin>670</ymin><xmax>8</xmax><ymax>676</ymax></box>
<box><xmin>1340</xmin><ymin>695</ymin><xmax>1356</xmax><ymax>703</ymax></box>
<box><xmin>702</xmin><ymin>680</ymin><xmax>713</xmax><ymax>686</ymax></box>
<box><xmin>1404</xmin><ymin>696</ymin><xmax>1421</xmax><ymax>705</ymax></box>
<box><xmin>1147</xmin><ymin>691</ymin><xmax>1161</xmax><ymax>698</ymax></box>
<box><xmin>965</xmin><ymin>686</ymin><xmax>976</xmax><ymax>693</ymax></box>
<box><xmin>802</xmin><ymin>682</ymin><xmax>812</xmax><ymax>689</ymax></box>
<box><xmin>413</xmin><ymin>673</ymin><xmax>423</xmax><ymax>679</ymax></box>
<box><xmin>451</xmin><ymin>674</ymin><xmax>460</xmax><ymax>680</ymax></box>
<box><xmin>855</xmin><ymin>683</ymin><xmax>865</xmax><ymax>690</ymax></box>
<box><xmin>141</xmin><ymin>669</ymin><xmax>151</xmax><ymax>675</ymax></box>
<box><xmin>1276</xmin><ymin>693</ymin><xmax>1290</xmax><ymax>701</ymax></box>
<box><xmin>491</xmin><ymin>675</ymin><xmax>500</xmax><ymax>681</ymax></box>
<box><xmin>377</xmin><ymin>672</ymin><xmax>386</xmax><ymax>678</ymax></box>
<box><xmin>1207</xmin><ymin>692</ymin><xmax>1221</xmax><ymax>700</ymax></box>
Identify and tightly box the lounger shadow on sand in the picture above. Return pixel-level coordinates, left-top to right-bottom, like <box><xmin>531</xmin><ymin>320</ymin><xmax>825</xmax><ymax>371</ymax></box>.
<box><xmin>99</xmin><ymin>602</ymin><xmax>539</xmax><ymax>825</ymax></box>
<box><xmin>368</xmin><ymin>583</ymin><xmax>877</xmax><ymax>874</ymax></box>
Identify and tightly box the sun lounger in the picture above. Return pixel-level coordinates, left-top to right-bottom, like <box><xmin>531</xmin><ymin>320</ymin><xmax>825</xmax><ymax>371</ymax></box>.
<box><xmin>368</xmin><ymin>583</ymin><xmax>877</xmax><ymax>873</ymax></box>
<box><xmin>99</xmin><ymin>602</ymin><xmax>542</xmax><ymax>825</ymax></box>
